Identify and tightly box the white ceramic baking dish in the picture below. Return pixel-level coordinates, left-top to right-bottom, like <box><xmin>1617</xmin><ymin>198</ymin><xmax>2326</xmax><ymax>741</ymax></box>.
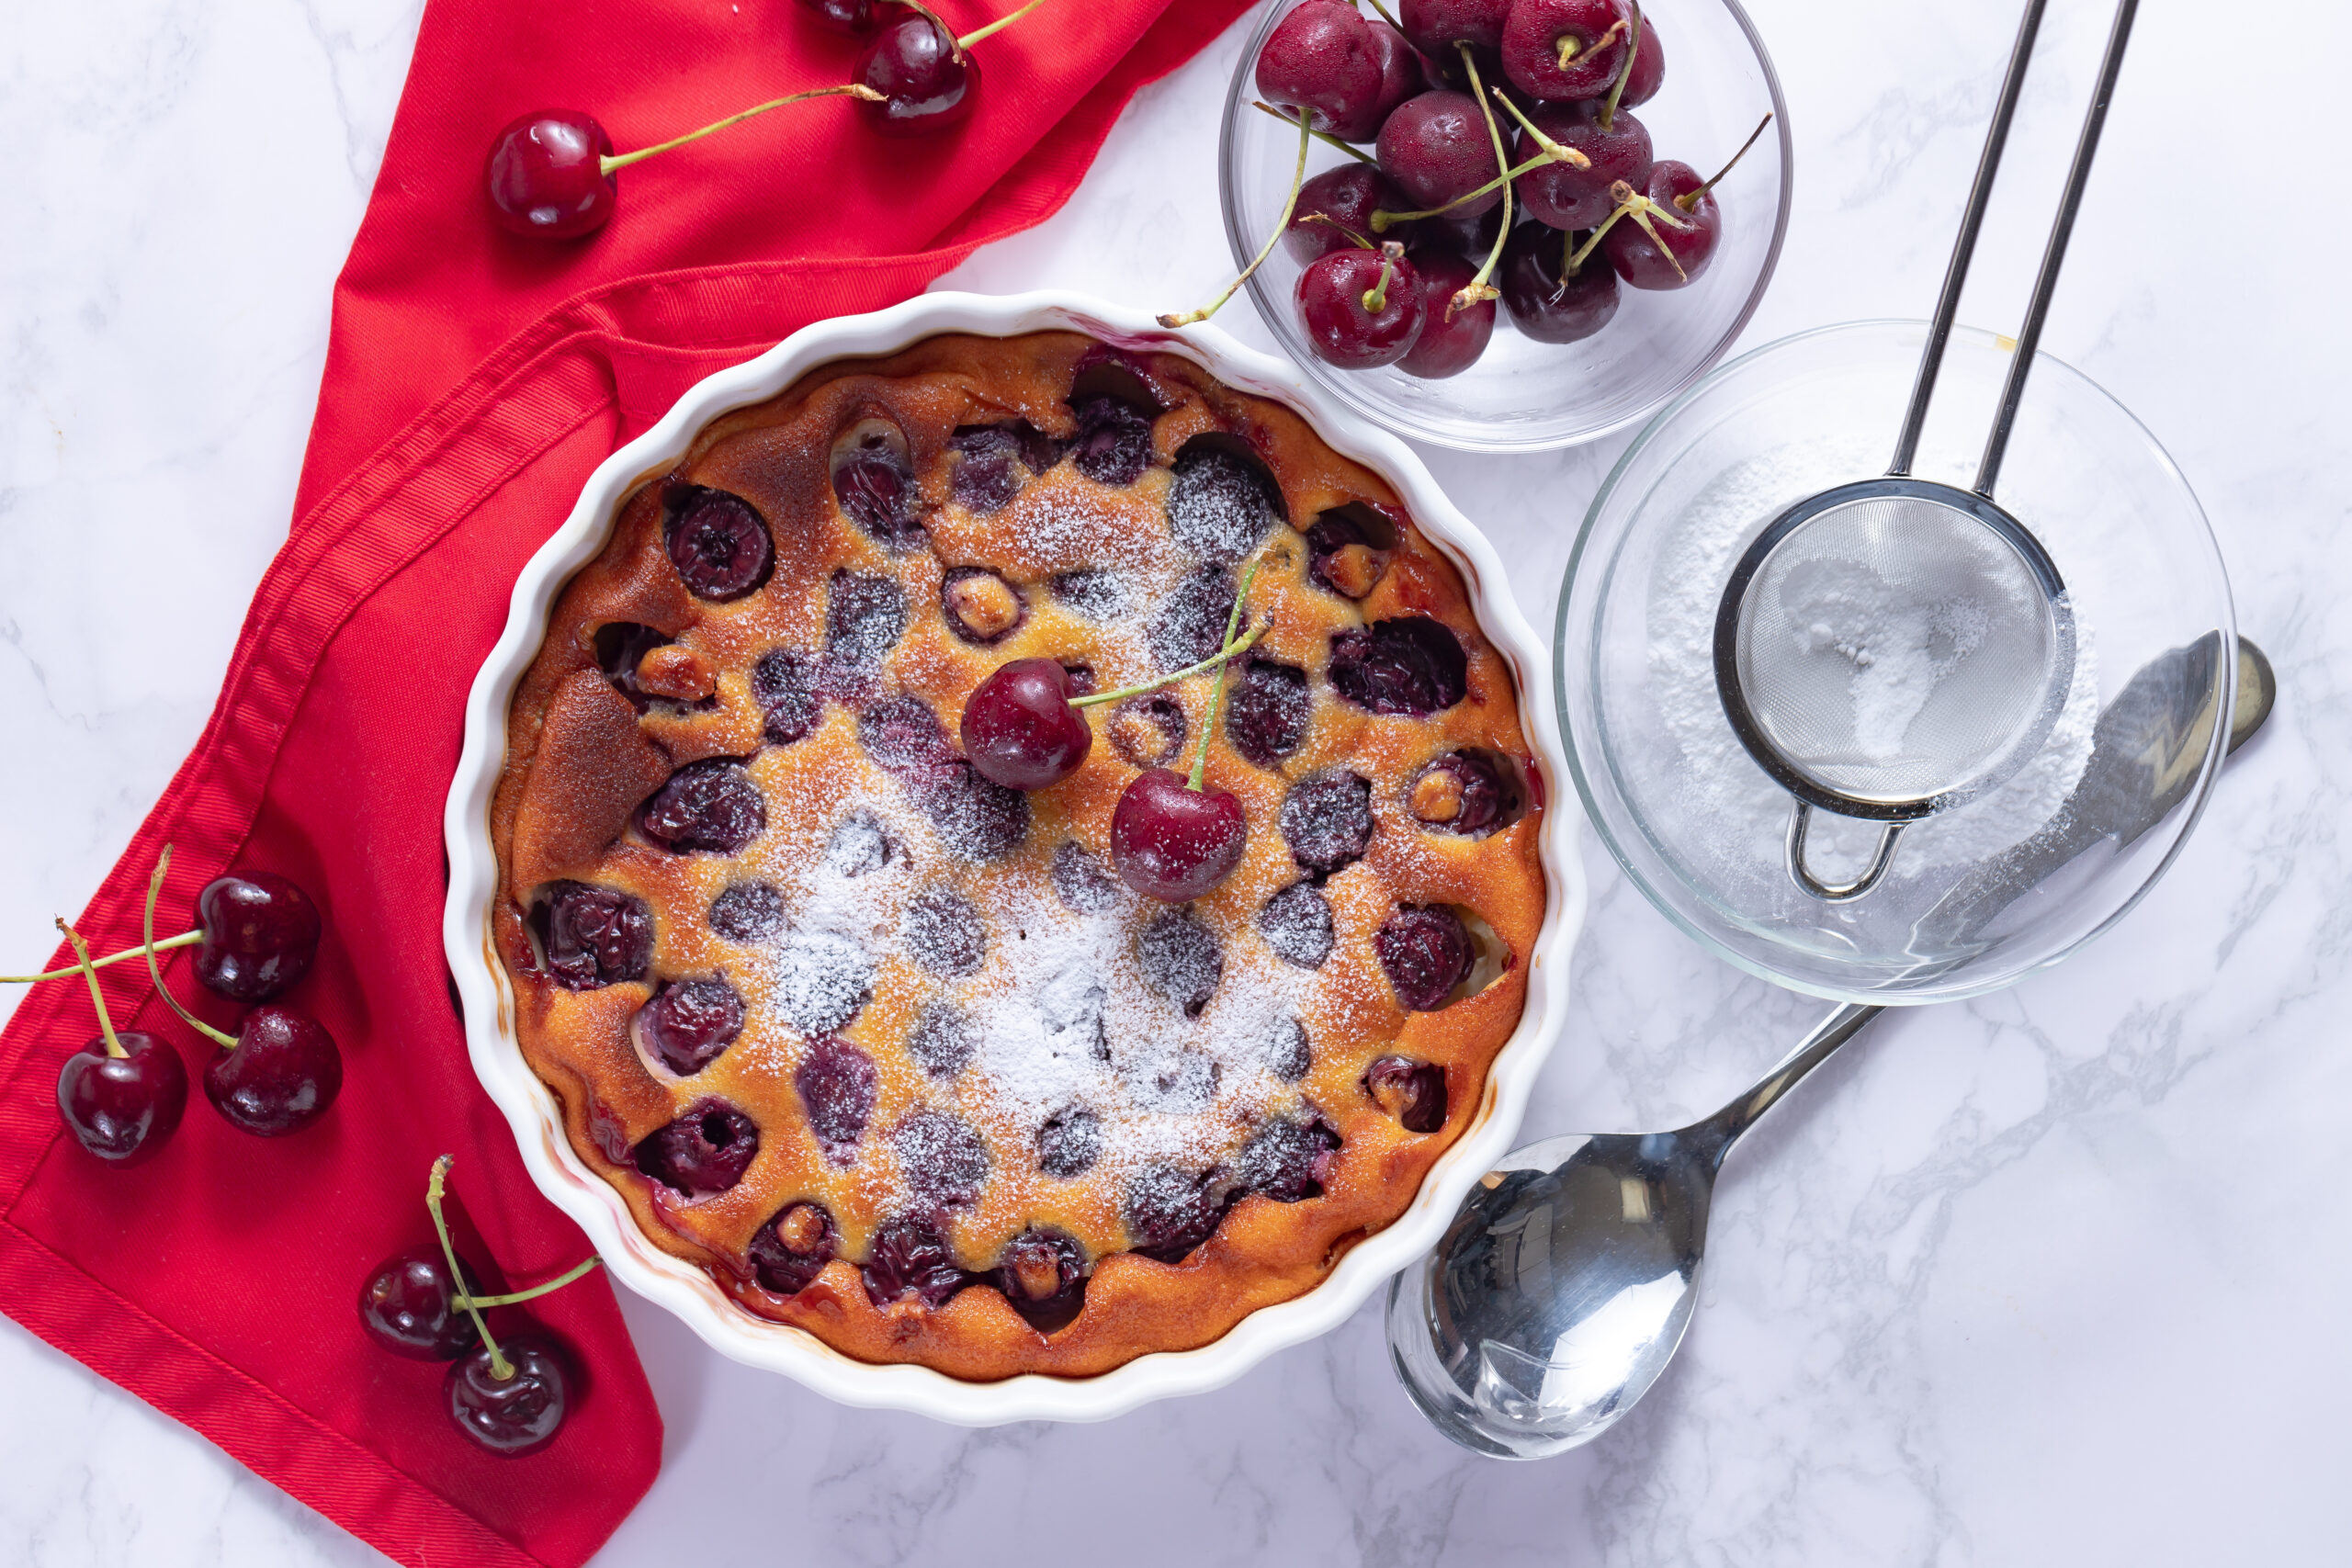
<box><xmin>441</xmin><ymin>291</ymin><xmax>1586</xmax><ymax>1425</ymax></box>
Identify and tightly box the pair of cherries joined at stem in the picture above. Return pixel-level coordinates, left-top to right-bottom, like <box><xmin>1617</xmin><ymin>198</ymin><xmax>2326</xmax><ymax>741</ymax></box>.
<box><xmin>358</xmin><ymin>1156</ymin><xmax>600</xmax><ymax>1457</ymax></box>
<box><xmin>961</xmin><ymin>561</ymin><xmax>1265</xmax><ymax>903</ymax></box>
<box><xmin>24</xmin><ymin>847</ymin><xmax>343</xmax><ymax>1169</ymax></box>
<box><xmin>484</xmin><ymin>0</ymin><xmax>1049</xmax><ymax>241</ymax></box>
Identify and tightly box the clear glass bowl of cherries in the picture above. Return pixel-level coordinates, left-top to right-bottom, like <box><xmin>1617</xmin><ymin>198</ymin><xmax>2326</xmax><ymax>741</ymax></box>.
<box><xmin>1211</xmin><ymin>0</ymin><xmax>1791</xmax><ymax>451</ymax></box>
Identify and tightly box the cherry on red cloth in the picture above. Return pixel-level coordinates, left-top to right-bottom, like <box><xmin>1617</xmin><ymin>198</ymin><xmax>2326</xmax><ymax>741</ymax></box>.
<box><xmin>0</xmin><ymin>1</ymin><xmax>1252</xmax><ymax>1564</ymax></box>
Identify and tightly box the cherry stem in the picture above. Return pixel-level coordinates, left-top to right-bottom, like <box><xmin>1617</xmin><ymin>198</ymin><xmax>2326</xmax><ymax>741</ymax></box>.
<box><xmin>1567</xmin><ymin>178</ymin><xmax>1690</xmax><ymax>276</ymax></box>
<box><xmin>1250</xmin><ymin>100</ymin><xmax>1376</xmax><ymax>167</ymax></box>
<box><xmin>1362</xmin><ymin>243</ymin><xmax>1400</xmax><ymax>313</ymax></box>
<box><xmin>0</xmin><ymin>929</ymin><xmax>200</xmax><ymax>985</ymax></box>
<box><xmin>1298</xmin><ymin>212</ymin><xmax>1377</xmax><ymax>250</ymax></box>
<box><xmin>1452</xmin><ymin>45</ymin><xmax>1511</xmax><ymax>320</ymax></box>
<box><xmin>1068</xmin><ymin>622</ymin><xmax>1269</xmax><ymax>709</ymax></box>
<box><xmin>599</xmin><ymin>85</ymin><xmax>886</xmax><ymax>175</ymax></box>
<box><xmin>457</xmin><ymin>1255</ymin><xmax>602</xmax><ymax>1311</ymax></box>
<box><xmin>56</xmin><ymin>921</ymin><xmax>126</xmax><ymax>1060</ymax></box>
<box><xmin>1679</xmin><ymin>113</ymin><xmax>1773</xmax><ymax>210</ymax></box>
<box><xmin>429</xmin><ymin>1156</ymin><xmax>514</xmax><ymax>1382</ymax></box>
<box><xmin>1360</xmin><ymin>0</ymin><xmax>1404</xmax><ymax>30</ymax></box>
<box><xmin>141</xmin><ymin>847</ymin><xmax>238</xmax><ymax>1050</ymax></box>
<box><xmin>956</xmin><ymin>0</ymin><xmax>1050</xmax><ymax>51</ymax></box>
<box><xmin>1370</xmin><ymin>142</ymin><xmax>1588</xmax><ymax>232</ymax></box>
<box><xmin>1159</xmin><ymin>111</ymin><xmax>1313</xmax><ymax>327</ymax></box>
<box><xmin>1555</xmin><ymin>17</ymin><xmax>1625</xmax><ymax>73</ymax></box>
<box><xmin>1600</xmin><ymin>0</ymin><xmax>1641</xmax><ymax>131</ymax></box>
<box><xmin>1188</xmin><ymin>558</ymin><xmax>1265</xmax><ymax>791</ymax></box>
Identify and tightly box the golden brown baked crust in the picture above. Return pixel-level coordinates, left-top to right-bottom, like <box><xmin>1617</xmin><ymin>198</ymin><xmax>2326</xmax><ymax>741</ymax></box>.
<box><xmin>490</xmin><ymin>331</ymin><xmax>1544</xmax><ymax>1381</ymax></box>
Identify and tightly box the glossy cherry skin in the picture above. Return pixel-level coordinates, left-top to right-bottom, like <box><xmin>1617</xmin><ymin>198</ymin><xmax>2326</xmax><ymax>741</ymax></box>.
<box><xmin>1111</xmin><ymin>769</ymin><xmax>1249</xmax><ymax>903</ymax></box>
<box><xmin>1499</xmin><ymin>0</ymin><xmax>1629</xmax><ymax>102</ymax></box>
<box><xmin>1512</xmin><ymin>101</ymin><xmax>1651</xmax><ymax>231</ymax></box>
<box><xmin>55</xmin><ymin>1032</ymin><xmax>187</xmax><ymax>1168</ymax></box>
<box><xmin>1400</xmin><ymin>0</ymin><xmax>1512</xmax><ymax>55</ymax></box>
<box><xmin>857</xmin><ymin>17</ymin><xmax>976</xmax><ymax>137</ymax></box>
<box><xmin>446</xmin><ymin>1335</ymin><xmax>571</xmax><ymax>1457</ymax></box>
<box><xmin>1296</xmin><ymin>248</ymin><xmax>1426</xmax><ymax>370</ymax></box>
<box><xmin>1357</xmin><ymin>20</ymin><xmax>1428</xmax><ymax>138</ymax></box>
<box><xmin>1621</xmin><ymin>13</ymin><xmax>1664</xmax><ymax>104</ymax></box>
<box><xmin>194</xmin><ymin>872</ymin><xmax>322</xmax><ymax>1003</ymax></box>
<box><xmin>962</xmin><ymin>659</ymin><xmax>1093</xmax><ymax>791</ymax></box>
<box><xmin>1396</xmin><ymin>249</ymin><xmax>1495</xmax><ymax>378</ymax></box>
<box><xmin>1285</xmin><ymin>165</ymin><xmax>1415</xmax><ymax>263</ymax></box>
<box><xmin>483</xmin><ymin>110</ymin><xmax>616</xmax><ymax>240</ymax></box>
<box><xmin>1499</xmin><ymin>220</ymin><xmax>1620</xmax><ymax>342</ymax></box>
<box><xmin>1377</xmin><ymin>91</ymin><xmax>1505</xmax><ymax>219</ymax></box>
<box><xmin>1603</xmin><ymin>159</ymin><xmax>1718</xmax><ymax>288</ymax></box>
<box><xmin>358</xmin><ymin>1247</ymin><xmax>480</xmax><ymax>1361</ymax></box>
<box><xmin>797</xmin><ymin>0</ymin><xmax>878</xmax><ymax>33</ymax></box>
<box><xmin>203</xmin><ymin>1006</ymin><xmax>343</xmax><ymax>1136</ymax></box>
<box><xmin>1255</xmin><ymin>0</ymin><xmax>1385</xmax><ymax>137</ymax></box>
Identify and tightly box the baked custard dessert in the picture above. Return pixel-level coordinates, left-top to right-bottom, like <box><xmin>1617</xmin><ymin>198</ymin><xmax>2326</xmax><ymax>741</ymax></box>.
<box><xmin>491</xmin><ymin>331</ymin><xmax>1545</xmax><ymax>1380</ymax></box>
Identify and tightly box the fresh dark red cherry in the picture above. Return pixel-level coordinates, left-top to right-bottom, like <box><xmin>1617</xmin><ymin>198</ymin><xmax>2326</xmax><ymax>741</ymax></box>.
<box><xmin>204</xmin><ymin>1006</ymin><xmax>342</xmax><ymax>1136</ymax></box>
<box><xmin>193</xmin><ymin>872</ymin><xmax>321</xmax><ymax>1003</ymax></box>
<box><xmin>483</xmin><ymin>110</ymin><xmax>616</xmax><ymax>240</ymax></box>
<box><xmin>1287</xmin><ymin>165</ymin><xmax>1415</xmax><ymax>263</ymax></box>
<box><xmin>1365</xmin><ymin>1055</ymin><xmax>1449</xmax><ymax>1131</ymax></box>
<box><xmin>1376</xmin><ymin>905</ymin><xmax>1476</xmax><ymax>1010</ymax></box>
<box><xmin>634</xmin><ymin>1100</ymin><xmax>760</xmax><ymax>1197</ymax></box>
<box><xmin>797</xmin><ymin>0</ymin><xmax>878</xmax><ymax>33</ymax></box>
<box><xmin>1500</xmin><ymin>220</ymin><xmax>1621</xmax><ymax>342</ymax></box>
<box><xmin>1604</xmin><ymin>160</ymin><xmax>1719</xmax><ymax>288</ymax></box>
<box><xmin>1377</xmin><ymin>91</ymin><xmax>1505</xmax><ymax>218</ymax></box>
<box><xmin>1621</xmin><ymin>11</ymin><xmax>1664</xmax><ymax>104</ymax></box>
<box><xmin>638</xmin><ymin>978</ymin><xmax>745</xmax><ymax>1076</ymax></box>
<box><xmin>1111</xmin><ymin>769</ymin><xmax>1249</xmax><ymax>903</ymax></box>
<box><xmin>446</xmin><ymin>1336</ymin><xmax>571</xmax><ymax>1457</ymax></box>
<box><xmin>1397</xmin><ymin>249</ymin><xmax>1496</xmax><ymax>378</ymax></box>
<box><xmin>1254</xmin><ymin>0</ymin><xmax>1385</xmax><ymax>137</ymax></box>
<box><xmin>962</xmin><ymin>659</ymin><xmax>1093</xmax><ymax>791</ymax></box>
<box><xmin>1296</xmin><ymin>247</ymin><xmax>1426</xmax><ymax>370</ymax></box>
<box><xmin>358</xmin><ymin>1247</ymin><xmax>480</xmax><ymax>1360</ymax></box>
<box><xmin>1400</xmin><ymin>0</ymin><xmax>1513</xmax><ymax>55</ymax></box>
<box><xmin>1329</xmin><ymin>615</ymin><xmax>1469</xmax><ymax>715</ymax></box>
<box><xmin>1360</xmin><ymin>19</ymin><xmax>1429</xmax><ymax>135</ymax></box>
<box><xmin>56</xmin><ymin>1032</ymin><xmax>187</xmax><ymax>1168</ymax></box>
<box><xmin>1499</xmin><ymin>0</ymin><xmax>1629</xmax><ymax>102</ymax></box>
<box><xmin>1513</xmin><ymin>101</ymin><xmax>1650</xmax><ymax>230</ymax></box>
<box><xmin>856</xmin><ymin>17</ymin><xmax>976</xmax><ymax>137</ymax></box>
<box><xmin>664</xmin><ymin>488</ymin><xmax>774</xmax><ymax>600</ymax></box>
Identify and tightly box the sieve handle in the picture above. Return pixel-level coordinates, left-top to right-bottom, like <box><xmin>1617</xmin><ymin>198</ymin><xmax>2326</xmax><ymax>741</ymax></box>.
<box><xmin>1785</xmin><ymin>803</ymin><xmax>1905</xmax><ymax>903</ymax></box>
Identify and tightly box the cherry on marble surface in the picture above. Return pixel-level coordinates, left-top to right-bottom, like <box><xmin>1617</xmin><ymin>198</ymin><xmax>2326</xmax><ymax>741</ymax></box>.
<box><xmin>963</xmin><ymin>659</ymin><xmax>1093</xmax><ymax>791</ymax></box>
<box><xmin>483</xmin><ymin>110</ymin><xmax>616</xmax><ymax>240</ymax></box>
<box><xmin>193</xmin><ymin>872</ymin><xmax>321</xmax><ymax>1003</ymax></box>
<box><xmin>55</xmin><ymin>1031</ymin><xmax>187</xmax><ymax>1168</ymax></box>
<box><xmin>204</xmin><ymin>1005</ymin><xmax>342</xmax><ymax>1136</ymax></box>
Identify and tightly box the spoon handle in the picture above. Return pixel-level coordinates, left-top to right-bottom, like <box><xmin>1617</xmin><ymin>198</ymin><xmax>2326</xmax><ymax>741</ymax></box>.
<box><xmin>1681</xmin><ymin>1002</ymin><xmax>1883</xmax><ymax>1170</ymax></box>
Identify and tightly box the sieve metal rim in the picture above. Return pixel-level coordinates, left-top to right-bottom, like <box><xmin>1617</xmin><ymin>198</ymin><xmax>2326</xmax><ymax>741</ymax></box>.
<box><xmin>1712</xmin><ymin>475</ymin><xmax>2074</xmax><ymax>824</ymax></box>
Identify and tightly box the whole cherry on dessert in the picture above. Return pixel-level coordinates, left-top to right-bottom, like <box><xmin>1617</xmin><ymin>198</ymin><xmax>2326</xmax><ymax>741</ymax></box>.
<box><xmin>1297</xmin><ymin>243</ymin><xmax>1426</xmax><ymax>369</ymax></box>
<box><xmin>1111</xmin><ymin>564</ymin><xmax>1261</xmax><ymax>902</ymax></box>
<box><xmin>1397</xmin><ymin>249</ymin><xmax>1496</xmax><ymax>378</ymax></box>
<box><xmin>1499</xmin><ymin>0</ymin><xmax>1632</xmax><ymax>103</ymax></box>
<box><xmin>1254</xmin><ymin>0</ymin><xmax>1385</xmax><ymax>139</ymax></box>
<box><xmin>49</xmin><ymin>920</ymin><xmax>187</xmax><ymax>1168</ymax></box>
<box><xmin>1499</xmin><ymin>220</ymin><xmax>1620</xmax><ymax>342</ymax></box>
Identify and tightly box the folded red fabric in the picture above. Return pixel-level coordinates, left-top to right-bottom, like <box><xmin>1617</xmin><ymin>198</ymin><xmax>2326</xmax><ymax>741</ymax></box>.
<box><xmin>0</xmin><ymin>2</ymin><xmax>1250</xmax><ymax>1563</ymax></box>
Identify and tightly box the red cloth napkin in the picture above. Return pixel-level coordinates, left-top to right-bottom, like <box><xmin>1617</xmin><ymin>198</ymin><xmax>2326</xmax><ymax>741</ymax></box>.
<box><xmin>0</xmin><ymin>2</ymin><xmax>1250</xmax><ymax>1563</ymax></box>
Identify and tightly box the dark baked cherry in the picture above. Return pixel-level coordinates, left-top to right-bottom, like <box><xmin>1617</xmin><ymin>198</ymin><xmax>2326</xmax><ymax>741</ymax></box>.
<box><xmin>1377</xmin><ymin>905</ymin><xmax>1476</xmax><ymax>1010</ymax></box>
<box><xmin>1621</xmin><ymin>11</ymin><xmax>1664</xmax><ymax>104</ymax></box>
<box><xmin>771</xmin><ymin>929</ymin><xmax>876</xmax><ymax>1034</ymax></box>
<box><xmin>1377</xmin><ymin>91</ymin><xmax>1504</xmax><ymax>218</ymax></box>
<box><xmin>964</xmin><ymin>659</ymin><xmax>1092</xmax><ymax>791</ymax></box>
<box><xmin>941</xmin><ymin>568</ymin><xmax>1027</xmax><ymax>644</ymax></box>
<box><xmin>1125</xmin><ymin>1166</ymin><xmax>1231</xmax><ymax>1263</ymax></box>
<box><xmin>1306</xmin><ymin>512</ymin><xmax>1393</xmax><ymax>600</ymax></box>
<box><xmin>1397</xmin><ymin>248</ymin><xmax>1496</xmax><ymax>378</ymax></box>
<box><xmin>483</xmin><ymin>110</ymin><xmax>616</xmax><ymax>240</ymax></box>
<box><xmin>1258</xmin><ymin>881</ymin><xmax>1336</xmax><ymax>969</ymax></box>
<box><xmin>752</xmin><ymin>648</ymin><xmax>824</xmax><ymax>744</ymax></box>
<box><xmin>1150</xmin><ymin>565</ymin><xmax>1238</xmax><ymax>671</ymax></box>
<box><xmin>1408</xmin><ymin>752</ymin><xmax>1510</xmax><ymax>833</ymax></box>
<box><xmin>895</xmin><ymin>1111</ymin><xmax>989</xmax><ymax>1206</ymax></box>
<box><xmin>1224</xmin><ymin>658</ymin><xmax>1311</xmax><ymax>767</ymax></box>
<box><xmin>1135</xmin><ymin>1046</ymin><xmax>1219</xmax><ymax>1113</ymax></box>
<box><xmin>797</xmin><ymin>0</ymin><xmax>877</xmax><ymax>34</ymax></box>
<box><xmin>596</xmin><ymin>623</ymin><xmax>712</xmax><ymax>712</ymax></box>
<box><xmin>922</xmin><ymin>761</ymin><xmax>1032</xmax><ymax>863</ymax></box>
<box><xmin>1365</xmin><ymin>1055</ymin><xmax>1449</xmax><ymax>1131</ymax></box>
<box><xmin>908</xmin><ymin>1004</ymin><xmax>978</xmax><ymax>1079</ymax></box>
<box><xmin>1604</xmin><ymin>159</ymin><xmax>1718</xmax><ymax>289</ymax></box>
<box><xmin>1037</xmin><ymin>1106</ymin><xmax>1102</xmax><ymax>1178</ymax></box>
<box><xmin>638</xmin><ymin>759</ymin><xmax>765</xmax><ymax>854</ymax></box>
<box><xmin>1113</xmin><ymin>769</ymin><xmax>1249</xmax><ymax>904</ymax></box>
<box><xmin>1513</xmin><ymin>101</ymin><xmax>1650</xmax><ymax>230</ymax></box>
<box><xmin>795</xmin><ymin>1038</ymin><xmax>877</xmax><ymax>1161</ymax></box>
<box><xmin>1256</xmin><ymin>1</ymin><xmax>1385</xmax><ymax>137</ymax></box>
<box><xmin>855</xmin><ymin>17</ymin><xmax>976</xmax><ymax>137</ymax></box>
<box><xmin>638</xmin><ymin>977</ymin><xmax>745</xmax><ymax>1076</ymax></box>
<box><xmin>358</xmin><ymin>1247</ymin><xmax>479</xmax><ymax>1360</ymax></box>
<box><xmin>1167</xmin><ymin>444</ymin><xmax>1281</xmax><ymax>565</ymax></box>
<box><xmin>1500</xmin><ymin>0</ymin><xmax>1630</xmax><ymax>102</ymax></box>
<box><xmin>193</xmin><ymin>872</ymin><xmax>321</xmax><ymax>1003</ymax></box>
<box><xmin>204</xmin><ymin>1006</ymin><xmax>342</xmax><ymax>1136</ymax></box>
<box><xmin>1237</xmin><ymin>1115</ymin><xmax>1341</xmax><ymax>1201</ymax></box>
<box><xmin>1106</xmin><ymin>693</ymin><xmax>1188</xmax><ymax>770</ymax></box>
<box><xmin>826</xmin><ymin>570</ymin><xmax>908</xmax><ymax>668</ymax></box>
<box><xmin>1069</xmin><ymin>395</ymin><xmax>1156</xmax><ymax>487</ymax></box>
<box><xmin>831</xmin><ymin>420</ymin><xmax>927</xmax><ymax>551</ymax></box>
<box><xmin>1400</xmin><ymin>0</ymin><xmax>1512</xmax><ymax>55</ymax></box>
<box><xmin>1264</xmin><ymin>1017</ymin><xmax>1313</xmax><ymax>1081</ymax></box>
<box><xmin>748</xmin><ymin>1201</ymin><xmax>838</xmax><ymax>1295</ymax></box>
<box><xmin>947</xmin><ymin>422</ymin><xmax>1060</xmax><ymax>513</ymax></box>
<box><xmin>532</xmin><ymin>882</ymin><xmax>651</xmax><ymax>989</ymax></box>
<box><xmin>634</xmin><ymin>1100</ymin><xmax>760</xmax><ymax>1196</ymax></box>
<box><xmin>1136</xmin><ymin>908</ymin><xmax>1224</xmax><ymax>1017</ymax></box>
<box><xmin>446</xmin><ymin>1335</ymin><xmax>571</xmax><ymax>1458</ymax></box>
<box><xmin>56</xmin><ymin>1031</ymin><xmax>187</xmax><ymax>1168</ymax></box>
<box><xmin>824</xmin><ymin>811</ymin><xmax>898</xmax><ymax>876</ymax></box>
<box><xmin>1288</xmin><ymin>164</ymin><xmax>1416</xmax><ymax>263</ymax></box>
<box><xmin>1329</xmin><ymin>616</ymin><xmax>1469</xmax><ymax>715</ymax></box>
<box><xmin>663</xmin><ymin>488</ymin><xmax>774</xmax><ymax>602</ymax></box>
<box><xmin>1500</xmin><ymin>221</ymin><xmax>1621</xmax><ymax>342</ymax></box>
<box><xmin>1049</xmin><ymin>567</ymin><xmax>1130</xmax><ymax>621</ymax></box>
<box><xmin>904</xmin><ymin>888</ymin><xmax>985</xmax><ymax>976</ymax></box>
<box><xmin>1297</xmin><ymin>245</ymin><xmax>1426</xmax><ymax>370</ymax></box>
<box><xmin>995</xmin><ymin>1228</ymin><xmax>1088</xmax><ymax>1333</ymax></box>
<box><xmin>858</xmin><ymin>694</ymin><xmax>957</xmax><ymax>782</ymax></box>
<box><xmin>1280</xmin><ymin>770</ymin><xmax>1375</xmax><ymax>880</ymax></box>
<box><xmin>708</xmin><ymin>881</ymin><xmax>785</xmax><ymax>942</ymax></box>
<box><xmin>861</xmin><ymin>1215</ymin><xmax>972</xmax><ymax>1308</ymax></box>
<box><xmin>1049</xmin><ymin>840</ymin><xmax>1125</xmax><ymax>916</ymax></box>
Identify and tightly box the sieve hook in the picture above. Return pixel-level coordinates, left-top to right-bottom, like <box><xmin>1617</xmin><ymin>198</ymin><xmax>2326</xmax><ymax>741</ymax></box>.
<box><xmin>1785</xmin><ymin>805</ymin><xmax>1905</xmax><ymax>903</ymax></box>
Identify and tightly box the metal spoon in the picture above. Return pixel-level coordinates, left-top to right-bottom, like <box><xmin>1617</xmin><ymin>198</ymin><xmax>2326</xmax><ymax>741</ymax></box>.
<box><xmin>1386</xmin><ymin>637</ymin><xmax>2275</xmax><ymax>1459</ymax></box>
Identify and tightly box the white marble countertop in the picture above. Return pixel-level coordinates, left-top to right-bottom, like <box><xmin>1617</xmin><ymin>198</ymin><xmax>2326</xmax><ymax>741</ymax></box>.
<box><xmin>6</xmin><ymin>0</ymin><xmax>2349</xmax><ymax>1562</ymax></box>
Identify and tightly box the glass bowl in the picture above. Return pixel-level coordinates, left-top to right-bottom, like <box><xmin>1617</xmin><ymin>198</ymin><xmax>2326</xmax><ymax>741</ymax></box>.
<box><xmin>1216</xmin><ymin>0</ymin><xmax>1792</xmax><ymax>452</ymax></box>
<box><xmin>1556</xmin><ymin>321</ymin><xmax>2235</xmax><ymax>1004</ymax></box>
